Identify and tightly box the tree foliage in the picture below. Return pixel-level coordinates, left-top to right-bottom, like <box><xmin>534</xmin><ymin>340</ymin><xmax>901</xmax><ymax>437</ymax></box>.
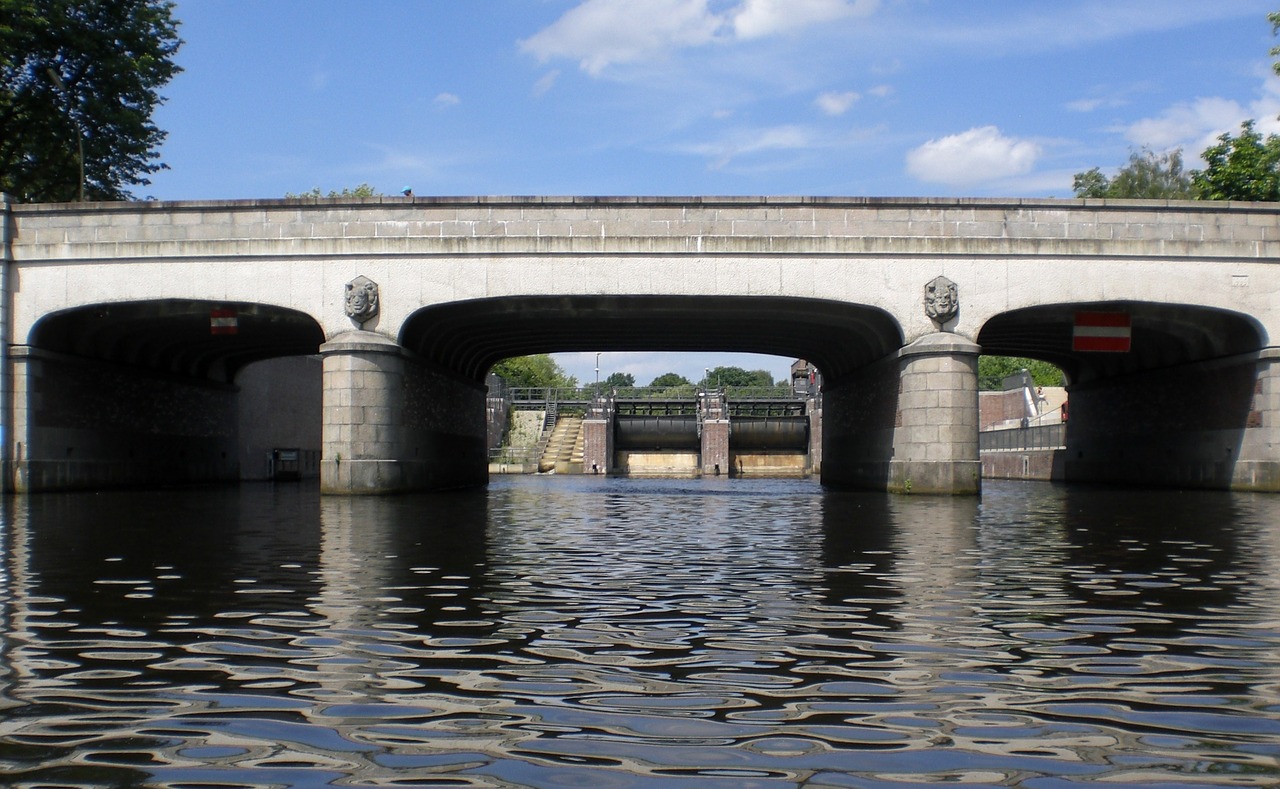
<box><xmin>1071</xmin><ymin>13</ymin><xmax>1280</xmax><ymax>204</ymax></box>
<box><xmin>1</xmin><ymin>0</ymin><xmax>183</xmax><ymax>202</ymax></box>
<box><xmin>1270</xmin><ymin>10</ymin><xmax>1280</xmax><ymax>76</ymax></box>
<box><xmin>1072</xmin><ymin>149</ymin><xmax>1192</xmax><ymax>199</ymax></box>
<box><xmin>700</xmin><ymin>366</ymin><xmax>774</xmax><ymax>388</ymax></box>
<box><xmin>603</xmin><ymin>371</ymin><xmax>635</xmax><ymax>387</ymax></box>
<box><xmin>1189</xmin><ymin>120</ymin><xmax>1280</xmax><ymax>202</ymax></box>
<box><xmin>490</xmin><ymin>354</ymin><xmax>577</xmax><ymax>389</ymax></box>
<box><xmin>978</xmin><ymin>356</ymin><xmax>1064</xmax><ymax>391</ymax></box>
<box><xmin>286</xmin><ymin>183</ymin><xmax>381</xmax><ymax>198</ymax></box>
<box><xmin>648</xmin><ymin>372</ymin><xmax>691</xmax><ymax>388</ymax></box>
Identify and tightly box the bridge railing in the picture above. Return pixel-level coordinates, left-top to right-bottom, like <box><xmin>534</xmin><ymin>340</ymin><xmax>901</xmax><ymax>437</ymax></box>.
<box><xmin>508</xmin><ymin>387</ymin><xmax>595</xmax><ymax>404</ymax></box>
<box><xmin>503</xmin><ymin>384</ymin><xmax>807</xmax><ymax>404</ymax></box>
<box><xmin>722</xmin><ymin>385</ymin><xmax>801</xmax><ymax>400</ymax></box>
<box><xmin>979</xmin><ymin>423</ymin><xmax>1066</xmax><ymax>452</ymax></box>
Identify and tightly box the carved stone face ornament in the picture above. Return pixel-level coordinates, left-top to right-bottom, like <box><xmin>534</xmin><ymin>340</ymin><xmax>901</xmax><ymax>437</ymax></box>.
<box><xmin>923</xmin><ymin>275</ymin><xmax>959</xmax><ymax>326</ymax></box>
<box><xmin>345</xmin><ymin>275</ymin><xmax>380</xmax><ymax>325</ymax></box>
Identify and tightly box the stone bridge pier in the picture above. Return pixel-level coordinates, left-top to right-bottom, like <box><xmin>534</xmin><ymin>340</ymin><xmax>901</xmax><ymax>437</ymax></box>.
<box><xmin>320</xmin><ymin>331</ymin><xmax>489</xmax><ymax>494</ymax></box>
<box><xmin>822</xmin><ymin>333</ymin><xmax>981</xmax><ymax>494</ymax></box>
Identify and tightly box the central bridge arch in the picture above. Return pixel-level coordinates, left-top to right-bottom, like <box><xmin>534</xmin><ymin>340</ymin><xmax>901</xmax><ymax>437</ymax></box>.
<box><xmin>398</xmin><ymin>295</ymin><xmax>903</xmax><ymax>384</ymax></box>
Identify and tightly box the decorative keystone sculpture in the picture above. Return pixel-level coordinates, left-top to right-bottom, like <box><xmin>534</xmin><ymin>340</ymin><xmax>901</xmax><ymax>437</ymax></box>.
<box><xmin>923</xmin><ymin>275</ymin><xmax>958</xmax><ymax>327</ymax></box>
<box><xmin>345</xmin><ymin>275</ymin><xmax>380</xmax><ymax>325</ymax></box>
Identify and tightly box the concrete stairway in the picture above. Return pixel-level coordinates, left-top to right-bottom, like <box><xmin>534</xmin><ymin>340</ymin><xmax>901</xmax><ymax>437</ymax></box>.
<box><xmin>538</xmin><ymin>415</ymin><xmax>584</xmax><ymax>473</ymax></box>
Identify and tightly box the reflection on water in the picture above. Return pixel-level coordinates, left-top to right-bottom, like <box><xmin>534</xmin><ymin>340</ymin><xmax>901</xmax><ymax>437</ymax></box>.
<box><xmin>2</xmin><ymin>477</ymin><xmax>1279</xmax><ymax>787</ymax></box>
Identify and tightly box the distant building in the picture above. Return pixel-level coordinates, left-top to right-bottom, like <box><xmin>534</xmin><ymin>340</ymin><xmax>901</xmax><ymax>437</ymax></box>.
<box><xmin>791</xmin><ymin>359</ymin><xmax>821</xmax><ymax>394</ymax></box>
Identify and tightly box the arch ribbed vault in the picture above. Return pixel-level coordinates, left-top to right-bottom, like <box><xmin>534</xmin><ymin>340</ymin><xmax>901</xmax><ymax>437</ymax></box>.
<box><xmin>400</xmin><ymin>296</ymin><xmax>904</xmax><ymax>383</ymax></box>
<box><xmin>978</xmin><ymin>301</ymin><xmax>1267</xmax><ymax>384</ymax></box>
<box><xmin>29</xmin><ymin>300</ymin><xmax>325</xmax><ymax>383</ymax></box>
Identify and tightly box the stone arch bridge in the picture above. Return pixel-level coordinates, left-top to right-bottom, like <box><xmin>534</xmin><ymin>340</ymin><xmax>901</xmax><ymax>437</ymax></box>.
<box><xmin>2</xmin><ymin>195</ymin><xmax>1278</xmax><ymax>494</ymax></box>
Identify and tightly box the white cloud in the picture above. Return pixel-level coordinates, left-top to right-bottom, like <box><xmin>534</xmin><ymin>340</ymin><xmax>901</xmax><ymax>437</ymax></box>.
<box><xmin>533</xmin><ymin>70</ymin><xmax>561</xmax><ymax>97</ymax></box>
<box><xmin>905</xmin><ymin>126</ymin><xmax>1041</xmax><ymax>186</ymax></box>
<box><xmin>1067</xmin><ymin>97</ymin><xmax>1115</xmax><ymax>113</ymax></box>
<box><xmin>731</xmin><ymin>0</ymin><xmax>877</xmax><ymax>41</ymax></box>
<box><xmin>867</xmin><ymin>84</ymin><xmax>893</xmax><ymax>98</ymax></box>
<box><xmin>1122</xmin><ymin>97</ymin><xmax>1243</xmax><ymax>151</ymax></box>
<box><xmin>519</xmin><ymin>0</ymin><xmax>878</xmax><ymax>76</ymax></box>
<box><xmin>1121</xmin><ymin>77</ymin><xmax>1280</xmax><ymax>158</ymax></box>
<box><xmin>682</xmin><ymin>125</ymin><xmax>815</xmax><ymax>168</ymax></box>
<box><xmin>433</xmin><ymin>92</ymin><xmax>460</xmax><ymax>108</ymax></box>
<box><xmin>915</xmin><ymin>1</ymin><xmax>1264</xmax><ymax>57</ymax></box>
<box><xmin>518</xmin><ymin>0</ymin><xmax>722</xmax><ymax>76</ymax></box>
<box><xmin>816</xmin><ymin>90</ymin><xmax>860</xmax><ymax>116</ymax></box>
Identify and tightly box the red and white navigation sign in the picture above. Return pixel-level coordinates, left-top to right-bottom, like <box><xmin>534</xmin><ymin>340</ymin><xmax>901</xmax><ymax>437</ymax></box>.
<box><xmin>1072</xmin><ymin>311</ymin><xmax>1130</xmax><ymax>352</ymax></box>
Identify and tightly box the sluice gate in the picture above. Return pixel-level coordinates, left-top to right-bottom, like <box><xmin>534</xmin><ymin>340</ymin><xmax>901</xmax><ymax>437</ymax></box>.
<box><xmin>606</xmin><ymin>394</ymin><xmax>816</xmax><ymax>477</ymax></box>
<box><xmin>614</xmin><ymin>414</ymin><xmax>700</xmax><ymax>450</ymax></box>
<box><xmin>729</xmin><ymin>416</ymin><xmax>809</xmax><ymax>451</ymax></box>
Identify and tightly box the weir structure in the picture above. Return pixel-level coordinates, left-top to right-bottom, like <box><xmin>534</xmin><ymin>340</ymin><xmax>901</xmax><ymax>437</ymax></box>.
<box><xmin>2</xmin><ymin>194</ymin><xmax>1279</xmax><ymax>495</ymax></box>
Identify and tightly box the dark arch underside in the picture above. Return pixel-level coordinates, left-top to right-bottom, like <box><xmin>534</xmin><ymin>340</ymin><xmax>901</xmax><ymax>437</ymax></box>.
<box><xmin>399</xmin><ymin>295</ymin><xmax>905</xmax><ymax>383</ymax></box>
<box><xmin>978</xmin><ymin>301</ymin><xmax>1267</xmax><ymax>384</ymax></box>
<box><xmin>29</xmin><ymin>300</ymin><xmax>325</xmax><ymax>383</ymax></box>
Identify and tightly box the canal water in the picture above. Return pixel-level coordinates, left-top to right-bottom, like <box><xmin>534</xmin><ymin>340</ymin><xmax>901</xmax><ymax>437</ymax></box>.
<box><xmin>1</xmin><ymin>477</ymin><xmax>1279</xmax><ymax>788</ymax></box>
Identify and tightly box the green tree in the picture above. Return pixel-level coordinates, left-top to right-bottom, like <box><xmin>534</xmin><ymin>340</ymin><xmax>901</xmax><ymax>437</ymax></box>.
<box><xmin>490</xmin><ymin>354</ymin><xmax>577</xmax><ymax>389</ymax></box>
<box><xmin>603</xmin><ymin>371</ymin><xmax>635</xmax><ymax>387</ymax></box>
<box><xmin>1270</xmin><ymin>10</ymin><xmax>1280</xmax><ymax>75</ymax></box>
<box><xmin>648</xmin><ymin>372</ymin><xmax>691</xmax><ymax>388</ymax></box>
<box><xmin>1190</xmin><ymin>120</ymin><xmax>1280</xmax><ymax>202</ymax></box>
<box><xmin>286</xmin><ymin>183</ymin><xmax>381</xmax><ymax>198</ymax></box>
<box><xmin>701</xmin><ymin>366</ymin><xmax>773</xmax><ymax>387</ymax></box>
<box><xmin>1072</xmin><ymin>149</ymin><xmax>1192</xmax><ymax>199</ymax></box>
<box><xmin>1</xmin><ymin>0</ymin><xmax>183</xmax><ymax>202</ymax></box>
<box><xmin>978</xmin><ymin>356</ymin><xmax>1064</xmax><ymax>391</ymax></box>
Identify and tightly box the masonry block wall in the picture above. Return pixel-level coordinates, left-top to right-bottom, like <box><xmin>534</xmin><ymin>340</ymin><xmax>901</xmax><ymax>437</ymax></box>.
<box><xmin>979</xmin><ymin>389</ymin><xmax>1033</xmax><ymax>429</ymax></box>
<box><xmin>582</xmin><ymin>403</ymin><xmax>612</xmax><ymax>474</ymax></box>
<box><xmin>1066</xmin><ymin>351</ymin><xmax>1280</xmax><ymax>491</ymax></box>
<box><xmin>890</xmin><ymin>335</ymin><xmax>981</xmax><ymax>494</ymax></box>
<box><xmin>10</xmin><ymin>349</ymin><xmax>238</xmax><ymax>491</ymax></box>
<box><xmin>700</xmin><ymin>392</ymin><xmax>730</xmax><ymax>475</ymax></box>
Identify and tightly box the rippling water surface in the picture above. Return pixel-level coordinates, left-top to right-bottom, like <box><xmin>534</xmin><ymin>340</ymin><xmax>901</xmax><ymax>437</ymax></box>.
<box><xmin>2</xmin><ymin>477</ymin><xmax>1279</xmax><ymax>787</ymax></box>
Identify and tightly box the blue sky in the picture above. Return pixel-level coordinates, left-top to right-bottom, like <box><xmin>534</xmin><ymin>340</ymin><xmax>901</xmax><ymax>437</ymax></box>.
<box><xmin>146</xmin><ymin>0</ymin><xmax>1280</xmax><ymax>385</ymax></box>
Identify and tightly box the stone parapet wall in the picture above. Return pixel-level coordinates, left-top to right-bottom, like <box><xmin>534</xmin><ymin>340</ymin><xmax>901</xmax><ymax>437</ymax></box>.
<box><xmin>13</xmin><ymin>197</ymin><xmax>1280</xmax><ymax>264</ymax></box>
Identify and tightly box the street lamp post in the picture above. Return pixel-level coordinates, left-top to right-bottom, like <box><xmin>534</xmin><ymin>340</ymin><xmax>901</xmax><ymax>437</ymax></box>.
<box><xmin>46</xmin><ymin>68</ymin><xmax>85</xmax><ymax>202</ymax></box>
<box><xmin>595</xmin><ymin>352</ymin><xmax>601</xmax><ymax>397</ymax></box>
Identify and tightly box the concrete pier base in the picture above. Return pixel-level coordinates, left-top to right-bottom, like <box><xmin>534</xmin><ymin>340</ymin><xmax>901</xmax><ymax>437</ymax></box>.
<box><xmin>320</xmin><ymin>331</ymin><xmax>487</xmax><ymax>495</ymax></box>
<box><xmin>823</xmin><ymin>333</ymin><xmax>980</xmax><ymax>495</ymax></box>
